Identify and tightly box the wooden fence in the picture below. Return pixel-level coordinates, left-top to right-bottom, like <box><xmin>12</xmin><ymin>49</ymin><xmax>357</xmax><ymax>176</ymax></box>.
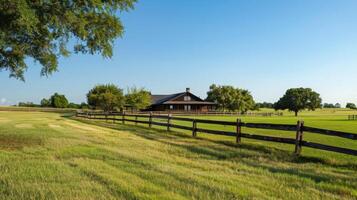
<box><xmin>128</xmin><ymin>111</ymin><xmax>283</xmax><ymax>117</ymax></box>
<box><xmin>76</xmin><ymin>112</ymin><xmax>357</xmax><ymax>156</ymax></box>
<box><xmin>348</xmin><ymin>115</ymin><xmax>357</xmax><ymax>120</ymax></box>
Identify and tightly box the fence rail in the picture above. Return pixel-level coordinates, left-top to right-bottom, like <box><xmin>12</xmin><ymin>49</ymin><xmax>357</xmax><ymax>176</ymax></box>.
<box><xmin>125</xmin><ymin>111</ymin><xmax>284</xmax><ymax>117</ymax></box>
<box><xmin>76</xmin><ymin>112</ymin><xmax>357</xmax><ymax>156</ymax></box>
<box><xmin>348</xmin><ymin>115</ymin><xmax>357</xmax><ymax>120</ymax></box>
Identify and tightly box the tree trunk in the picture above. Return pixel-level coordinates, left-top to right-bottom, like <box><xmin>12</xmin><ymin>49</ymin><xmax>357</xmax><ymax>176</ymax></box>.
<box><xmin>295</xmin><ymin>111</ymin><xmax>298</xmax><ymax>117</ymax></box>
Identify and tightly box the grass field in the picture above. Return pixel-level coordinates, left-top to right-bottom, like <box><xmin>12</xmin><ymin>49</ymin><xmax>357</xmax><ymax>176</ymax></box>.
<box><xmin>0</xmin><ymin>111</ymin><xmax>356</xmax><ymax>199</ymax></box>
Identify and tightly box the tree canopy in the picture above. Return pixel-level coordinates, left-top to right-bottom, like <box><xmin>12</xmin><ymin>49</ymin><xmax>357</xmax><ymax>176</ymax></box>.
<box><xmin>274</xmin><ymin>88</ymin><xmax>322</xmax><ymax>116</ymax></box>
<box><xmin>40</xmin><ymin>98</ymin><xmax>51</xmax><ymax>107</ymax></box>
<box><xmin>125</xmin><ymin>87</ymin><xmax>151</xmax><ymax>111</ymax></box>
<box><xmin>256</xmin><ymin>102</ymin><xmax>274</xmax><ymax>109</ymax></box>
<box><xmin>323</xmin><ymin>103</ymin><xmax>341</xmax><ymax>109</ymax></box>
<box><xmin>87</xmin><ymin>84</ymin><xmax>124</xmax><ymax>112</ymax></box>
<box><xmin>0</xmin><ymin>0</ymin><xmax>136</xmax><ymax>80</ymax></box>
<box><xmin>346</xmin><ymin>103</ymin><xmax>357</xmax><ymax>109</ymax></box>
<box><xmin>206</xmin><ymin>84</ymin><xmax>255</xmax><ymax>113</ymax></box>
<box><xmin>50</xmin><ymin>93</ymin><xmax>69</xmax><ymax>108</ymax></box>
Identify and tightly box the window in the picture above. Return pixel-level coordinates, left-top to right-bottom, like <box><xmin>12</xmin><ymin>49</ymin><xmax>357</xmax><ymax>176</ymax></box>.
<box><xmin>184</xmin><ymin>105</ymin><xmax>191</xmax><ymax>111</ymax></box>
<box><xmin>184</xmin><ymin>95</ymin><xmax>191</xmax><ymax>101</ymax></box>
<box><xmin>169</xmin><ymin>105</ymin><xmax>174</xmax><ymax>110</ymax></box>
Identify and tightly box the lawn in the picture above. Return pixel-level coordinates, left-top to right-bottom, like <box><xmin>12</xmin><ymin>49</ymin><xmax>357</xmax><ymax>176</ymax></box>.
<box><xmin>0</xmin><ymin>111</ymin><xmax>356</xmax><ymax>199</ymax></box>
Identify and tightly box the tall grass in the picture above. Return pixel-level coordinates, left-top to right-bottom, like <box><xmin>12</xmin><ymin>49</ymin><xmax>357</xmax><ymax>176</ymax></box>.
<box><xmin>0</xmin><ymin>111</ymin><xmax>356</xmax><ymax>199</ymax></box>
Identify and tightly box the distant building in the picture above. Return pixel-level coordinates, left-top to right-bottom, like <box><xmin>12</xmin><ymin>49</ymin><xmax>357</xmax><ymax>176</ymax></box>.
<box><xmin>146</xmin><ymin>88</ymin><xmax>216</xmax><ymax>112</ymax></box>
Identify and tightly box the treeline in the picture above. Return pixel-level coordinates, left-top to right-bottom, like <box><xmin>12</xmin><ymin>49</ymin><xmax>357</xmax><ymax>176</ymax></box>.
<box><xmin>17</xmin><ymin>85</ymin><xmax>151</xmax><ymax>111</ymax></box>
<box><xmin>321</xmin><ymin>103</ymin><xmax>357</xmax><ymax>109</ymax></box>
<box><xmin>17</xmin><ymin>83</ymin><xmax>357</xmax><ymax>116</ymax></box>
<box><xmin>18</xmin><ymin>93</ymin><xmax>89</xmax><ymax>109</ymax></box>
<box><xmin>87</xmin><ymin>84</ymin><xmax>151</xmax><ymax>112</ymax></box>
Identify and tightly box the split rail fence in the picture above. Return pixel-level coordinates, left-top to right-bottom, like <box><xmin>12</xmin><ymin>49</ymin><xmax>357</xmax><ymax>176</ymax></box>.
<box><xmin>348</xmin><ymin>115</ymin><xmax>357</xmax><ymax>120</ymax></box>
<box><xmin>76</xmin><ymin>112</ymin><xmax>357</xmax><ymax>156</ymax></box>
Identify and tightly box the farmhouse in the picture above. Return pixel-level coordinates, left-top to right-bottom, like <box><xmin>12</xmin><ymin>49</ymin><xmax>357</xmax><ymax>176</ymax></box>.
<box><xmin>146</xmin><ymin>88</ymin><xmax>216</xmax><ymax>112</ymax></box>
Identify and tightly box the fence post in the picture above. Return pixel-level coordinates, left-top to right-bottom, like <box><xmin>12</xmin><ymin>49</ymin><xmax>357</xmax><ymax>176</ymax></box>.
<box><xmin>294</xmin><ymin>120</ymin><xmax>304</xmax><ymax>156</ymax></box>
<box><xmin>236</xmin><ymin>119</ymin><xmax>242</xmax><ymax>143</ymax></box>
<box><xmin>135</xmin><ymin>115</ymin><xmax>138</xmax><ymax>125</ymax></box>
<box><xmin>149</xmin><ymin>112</ymin><xmax>153</xmax><ymax>128</ymax></box>
<box><xmin>167</xmin><ymin>114</ymin><xmax>171</xmax><ymax>131</ymax></box>
<box><xmin>105</xmin><ymin>113</ymin><xmax>108</xmax><ymax>122</ymax></box>
<box><xmin>122</xmin><ymin>112</ymin><xmax>125</xmax><ymax>124</ymax></box>
<box><xmin>192</xmin><ymin>119</ymin><xmax>197</xmax><ymax>137</ymax></box>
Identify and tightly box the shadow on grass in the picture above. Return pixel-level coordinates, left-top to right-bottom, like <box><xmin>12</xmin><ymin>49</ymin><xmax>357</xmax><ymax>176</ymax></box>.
<box><xmin>0</xmin><ymin>134</ymin><xmax>44</xmax><ymax>150</ymax></box>
<box><xmin>66</xmin><ymin>116</ymin><xmax>357</xmax><ymax>171</ymax></box>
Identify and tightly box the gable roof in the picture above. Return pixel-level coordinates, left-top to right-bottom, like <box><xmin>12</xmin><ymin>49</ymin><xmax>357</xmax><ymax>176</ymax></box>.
<box><xmin>151</xmin><ymin>93</ymin><xmax>184</xmax><ymax>105</ymax></box>
<box><xmin>151</xmin><ymin>92</ymin><xmax>216</xmax><ymax>105</ymax></box>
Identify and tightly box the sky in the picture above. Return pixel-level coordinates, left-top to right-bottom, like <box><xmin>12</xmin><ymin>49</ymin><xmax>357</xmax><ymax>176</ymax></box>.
<box><xmin>1</xmin><ymin>0</ymin><xmax>357</xmax><ymax>106</ymax></box>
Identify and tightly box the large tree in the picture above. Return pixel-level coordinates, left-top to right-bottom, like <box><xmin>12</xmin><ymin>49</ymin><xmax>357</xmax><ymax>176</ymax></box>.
<box><xmin>346</xmin><ymin>103</ymin><xmax>357</xmax><ymax>109</ymax></box>
<box><xmin>87</xmin><ymin>84</ymin><xmax>124</xmax><ymax>112</ymax></box>
<box><xmin>274</xmin><ymin>88</ymin><xmax>322</xmax><ymax>116</ymax></box>
<box><xmin>50</xmin><ymin>93</ymin><xmax>69</xmax><ymax>108</ymax></box>
<box><xmin>0</xmin><ymin>0</ymin><xmax>136</xmax><ymax>80</ymax></box>
<box><xmin>125</xmin><ymin>87</ymin><xmax>151</xmax><ymax>111</ymax></box>
<box><xmin>206</xmin><ymin>84</ymin><xmax>255</xmax><ymax>113</ymax></box>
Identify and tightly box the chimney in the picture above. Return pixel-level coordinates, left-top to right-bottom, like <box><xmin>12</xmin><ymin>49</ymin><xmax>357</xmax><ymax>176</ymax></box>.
<box><xmin>186</xmin><ymin>88</ymin><xmax>190</xmax><ymax>93</ymax></box>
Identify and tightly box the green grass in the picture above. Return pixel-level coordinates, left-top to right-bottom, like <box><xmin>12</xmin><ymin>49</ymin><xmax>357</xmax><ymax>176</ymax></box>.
<box><xmin>0</xmin><ymin>111</ymin><xmax>356</xmax><ymax>199</ymax></box>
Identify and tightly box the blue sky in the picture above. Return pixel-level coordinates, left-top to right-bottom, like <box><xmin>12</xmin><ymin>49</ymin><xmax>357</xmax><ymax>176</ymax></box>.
<box><xmin>1</xmin><ymin>0</ymin><xmax>357</xmax><ymax>106</ymax></box>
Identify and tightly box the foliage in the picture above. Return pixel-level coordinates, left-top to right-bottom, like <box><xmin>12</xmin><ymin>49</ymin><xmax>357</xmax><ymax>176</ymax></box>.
<box><xmin>0</xmin><ymin>0</ymin><xmax>136</xmax><ymax>80</ymax></box>
<box><xmin>67</xmin><ymin>102</ymin><xmax>89</xmax><ymax>109</ymax></box>
<box><xmin>18</xmin><ymin>102</ymin><xmax>39</xmax><ymax>107</ymax></box>
<box><xmin>40</xmin><ymin>98</ymin><xmax>51</xmax><ymax>107</ymax></box>
<box><xmin>322</xmin><ymin>103</ymin><xmax>341</xmax><ymax>108</ymax></box>
<box><xmin>67</xmin><ymin>103</ymin><xmax>80</xmax><ymax>109</ymax></box>
<box><xmin>125</xmin><ymin>87</ymin><xmax>151</xmax><ymax>111</ymax></box>
<box><xmin>80</xmin><ymin>102</ymin><xmax>89</xmax><ymax>109</ymax></box>
<box><xmin>274</xmin><ymin>88</ymin><xmax>322</xmax><ymax>116</ymax></box>
<box><xmin>346</xmin><ymin>103</ymin><xmax>357</xmax><ymax>109</ymax></box>
<box><xmin>255</xmin><ymin>102</ymin><xmax>274</xmax><ymax>109</ymax></box>
<box><xmin>87</xmin><ymin>84</ymin><xmax>124</xmax><ymax>112</ymax></box>
<box><xmin>50</xmin><ymin>93</ymin><xmax>69</xmax><ymax>108</ymax></box>
<box><xmin>206</xmin><ymin>84</ymin><xmax>255</xmax><ymax>112</ymax></box>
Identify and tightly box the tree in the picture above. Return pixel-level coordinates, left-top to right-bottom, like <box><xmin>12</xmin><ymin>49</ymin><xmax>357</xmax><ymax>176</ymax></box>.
<box><xmin>87</xmin><ymin>84</ymin><xmax>124</xmax><ymax>112</ymax></box>
<box><xmin>274</xmin><ymin>88</ymin><xmax>322</xmax><ymax>116</ymax></box>
<box><xmin>80</xmin><ymin>102</ymin><xmax>89</xmax><ymax>109</ymax></box>
<box><xmin>334</xmin><ymin>103</ymin><xmax>341</xmax><ymax>108</ymax></box>
<box><xmin>40</xmin><ymin>98</ymin><xmax>51</xmax><ymax>107</ymax></box>
<box><xmin>346</xmin><ymin>103</ymin><xmax>357</xmax><ymax>109</ymax></box>
<box><xmin>256</xmin><ymin>102</ymin><xmax>274</xmax><ymax>109</ymax></box>
<box><xmin>206</xmin><ymin>84</ymin><xmax>255</xmax><ymax>113</ymax></box>
<box><xmin>67</xmin><ymin>103</ymin><xmax>80</xmax><ymax>109</ymax></box>
<box><xmin>0</xmin><ymin>0</ymin><xmax>136</xmax><ymax>80</ymax></box>
<box><xmin>125</xmin><ymin>87</ymin><xmax>151</xmax><ymax>111</ymax></box>
<box><xmin>50</xmin><ymin>93</ymin><xmax>68</xmax><ymax>108</ymax></box>
<box><xmin>18</xmin><ymin>102</ymin><xmax>39</xmax><ymax>107</ymax></box>
<box><xmin>323</xmin><ymin>103</ymin><xmax>335</xmax><ymax>108</ymax></box>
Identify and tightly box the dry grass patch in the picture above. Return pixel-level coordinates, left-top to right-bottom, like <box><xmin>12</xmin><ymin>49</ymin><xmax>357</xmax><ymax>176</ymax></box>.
<box><xmin>48</xmin><ymin>124</ymin><xmax>62</xmax><ymax>129</ymax></box>
<box><xmin>15</xmin><ymin>123</ymin><xmax>34</xmax><ymax>129</ymax></box>
<box><xmin>63</xmin><ymin>121</ymin><xmax>102</xmax><ymax>132</ymax></box>
<box><xmin>0</xmin><ymin>134</ymin><xmax>43</xmax><ymax>150</ymax></box>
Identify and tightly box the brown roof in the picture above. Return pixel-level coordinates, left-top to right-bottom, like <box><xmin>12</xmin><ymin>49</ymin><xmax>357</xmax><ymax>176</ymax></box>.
<box><xmin>151</xmin><ymin>93</ymin><xmax>184</xmax><ymax>105</ymax></box>
<box><xmin>150</xmin><ymin>91</ymin><xmax>216</xmax><ymax>106</ymax></box>
<box><xmin>163</xmin><ymin>101</ymin><xmax>216</xmax><ymax>105</ymax></box>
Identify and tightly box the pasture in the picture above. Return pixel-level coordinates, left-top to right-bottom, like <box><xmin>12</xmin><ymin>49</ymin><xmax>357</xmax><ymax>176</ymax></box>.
<box><xmin>0</xmin><ymin>110</ymin><xmax>356</xmax><ymax>199</ymax></box>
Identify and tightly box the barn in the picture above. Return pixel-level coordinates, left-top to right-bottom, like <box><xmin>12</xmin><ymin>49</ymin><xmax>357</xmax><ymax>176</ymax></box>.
<box><xmin>146</xmin><ymin>88</ymin><xmax>216</xmax><ymax>112</ymax></box>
